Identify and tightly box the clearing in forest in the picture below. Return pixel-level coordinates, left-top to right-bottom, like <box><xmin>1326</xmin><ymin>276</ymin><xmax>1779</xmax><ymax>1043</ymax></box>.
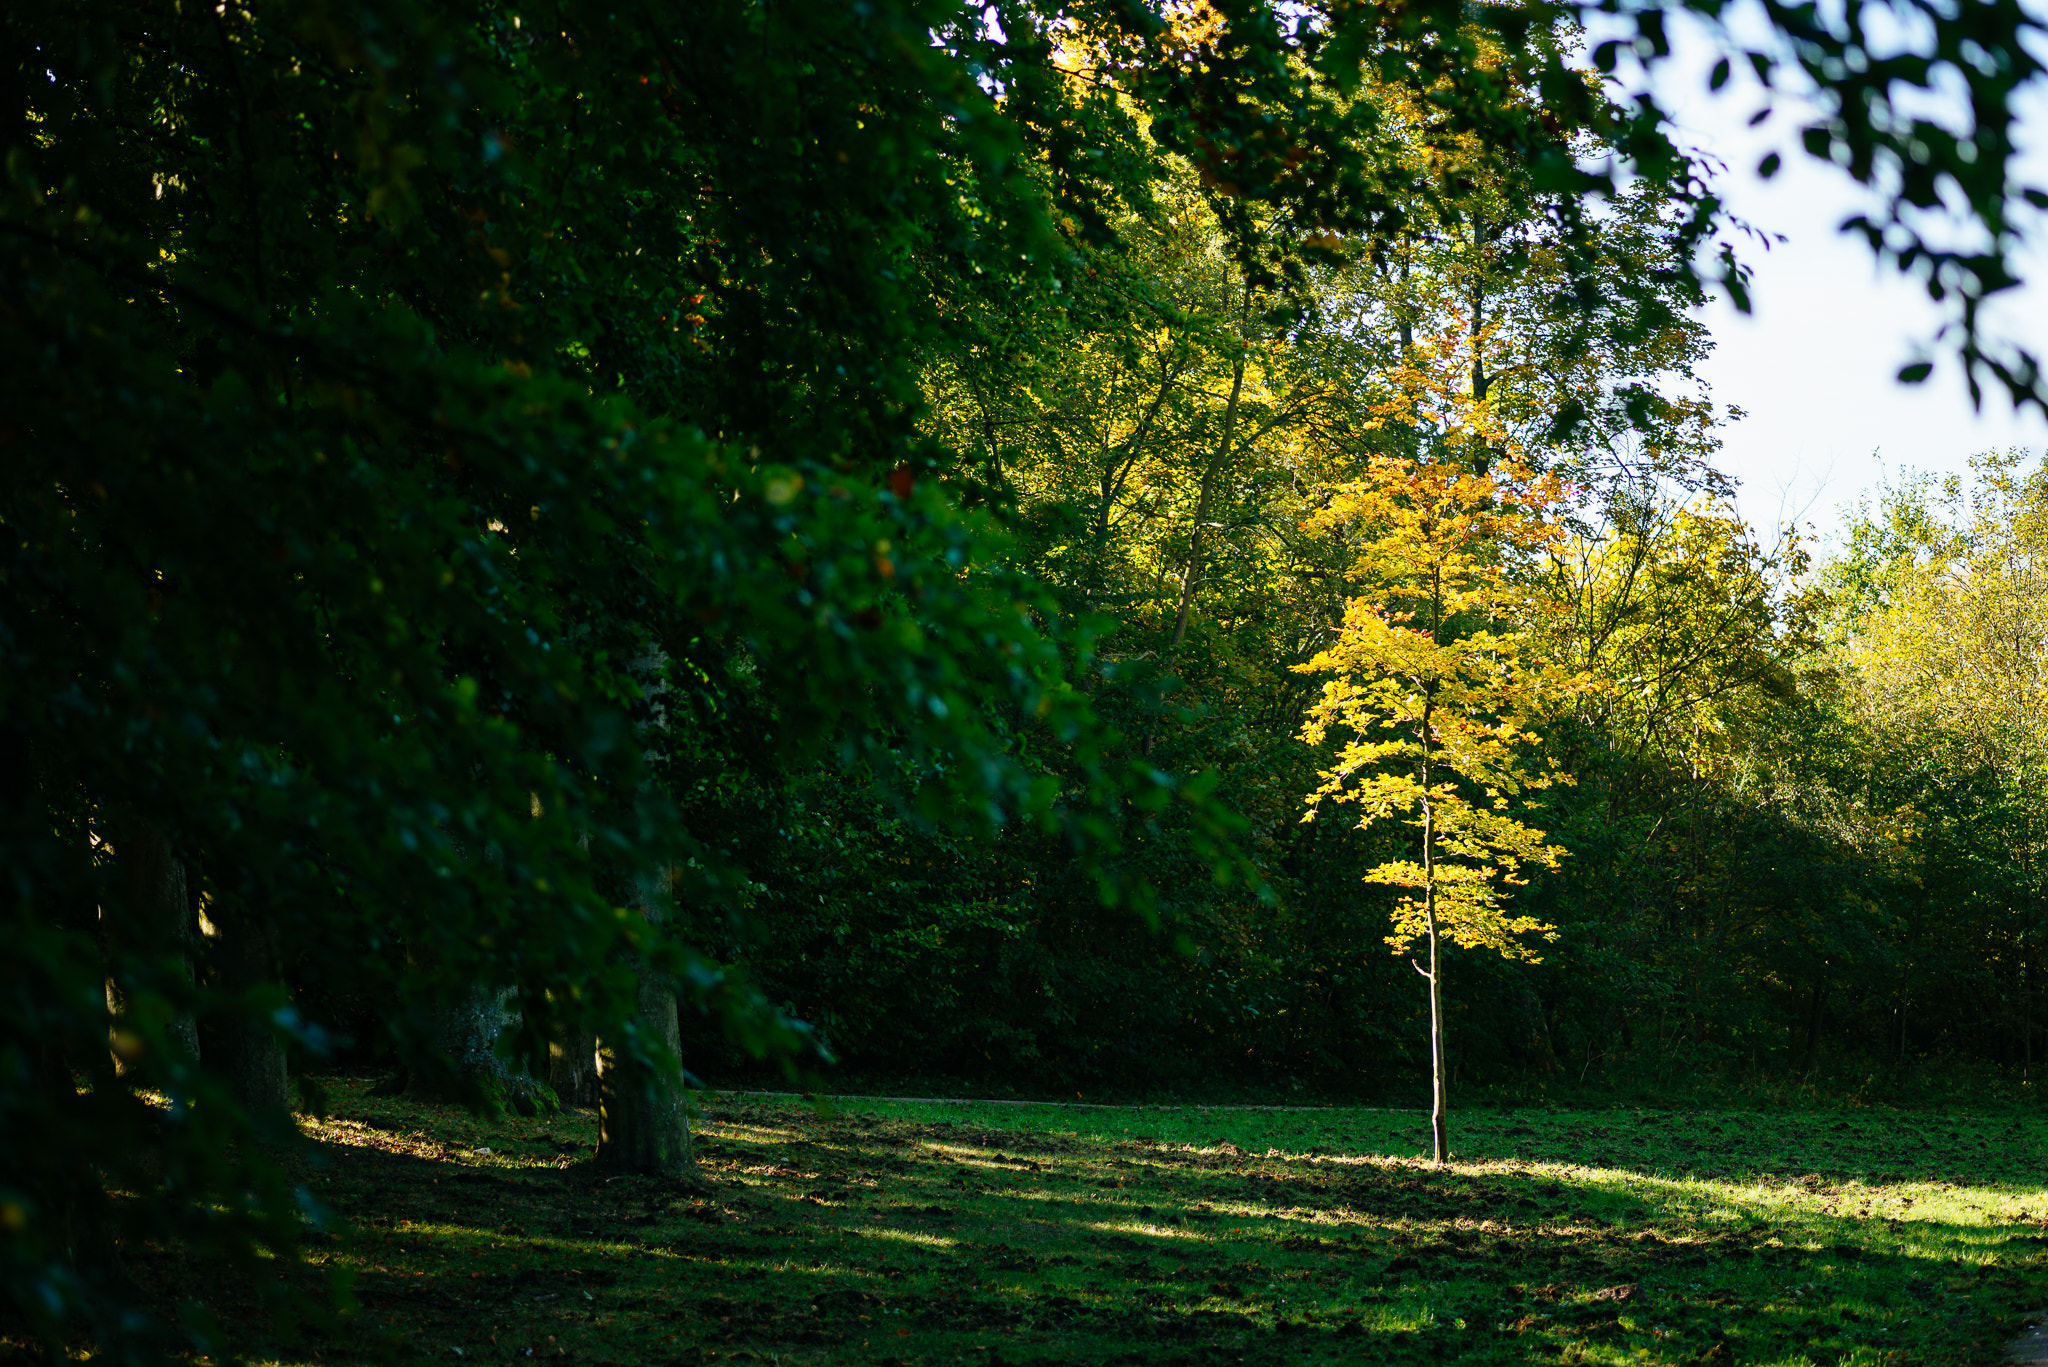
<box><xmin>160</xmin><ymin>1079</ymin><xmax>2048</xmax><ymax>1364</ymax></box>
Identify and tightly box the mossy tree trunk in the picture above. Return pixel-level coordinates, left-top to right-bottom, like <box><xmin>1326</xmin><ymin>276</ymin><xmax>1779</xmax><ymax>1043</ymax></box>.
<box><xmin>594</xmin><ymin>645</ymin><xmax>695</xmax><ymax>1178</ymax></box>
<box><xmin>594</xmin><ymin>830</ymin><xmax>694</xmax><ymax>1171</ymax></box>
<box><xmin>404</xmin><ymin>984</ymin><xmax>556</xmax><ymax>1115</ymax></box>
<box><xmin>594</xmin><ymin>934</ymin><xmax>695</xmax><ymax>1177</ymax></box>
<box><xmin>389</xmin><ymin>830</ymin><xmax>555</xmax><ymax>1114</ymax></box>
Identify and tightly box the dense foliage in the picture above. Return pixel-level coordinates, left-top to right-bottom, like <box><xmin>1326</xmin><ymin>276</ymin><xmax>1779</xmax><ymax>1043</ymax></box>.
<box><xmin>4</xmin><ymin>0</ymin><xmax>2047</xmax><ymax>1357</ymax></box>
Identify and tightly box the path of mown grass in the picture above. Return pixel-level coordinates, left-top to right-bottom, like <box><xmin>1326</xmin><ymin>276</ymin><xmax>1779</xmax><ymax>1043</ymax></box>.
<box><xmin>214</xmin><ymin>1079</ymin><xmax>2048</xmax><ymax>1364</ymax></box>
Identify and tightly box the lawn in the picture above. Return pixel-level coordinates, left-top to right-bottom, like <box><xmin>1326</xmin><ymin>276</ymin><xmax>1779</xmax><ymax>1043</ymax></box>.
<box><xmin>149</xmin><ymin>1078</ymin><xmax>2048</xmax><ymax>1364</ymax></box>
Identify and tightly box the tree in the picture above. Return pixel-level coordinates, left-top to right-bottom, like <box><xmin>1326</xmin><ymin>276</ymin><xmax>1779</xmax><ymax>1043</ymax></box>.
<box><xmin>1843</xmin><ymin>452</ymin><xmax>2048</xmax><ymax>1074</ymax></box>
<box><xmin>1</xmin><ymin>0</ymin><xmax>1233</xmax><ymax>1352</ymax></box>
<box><xmin>1523</xmin><ymin>493</ymin><xmax>1837</xmax><ymax>1081</ymax></box>
<box><xmin>1297</xmin><ymin>363</ymin><xmax>1576</xmax><ymax>1163</ymax></box>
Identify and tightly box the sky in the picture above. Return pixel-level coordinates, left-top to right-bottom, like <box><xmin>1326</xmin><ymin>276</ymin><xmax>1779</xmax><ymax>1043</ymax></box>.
<box><xmin>1620</xmin><ymin>10</ymin><xmax>2048</xmax><ymax>548</ymax></box>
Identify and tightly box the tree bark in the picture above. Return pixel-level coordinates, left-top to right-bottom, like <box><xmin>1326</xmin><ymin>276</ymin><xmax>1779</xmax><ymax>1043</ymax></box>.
<box><xmin>1424</xmin><ymin>799</ymin><xmax>1447</xmax><ymax>1166</ymax></box>
<box><xmin>594</xmin><ymin>645</ymin><xmax>697</xmax><ymax>1177</ymax></box>
<box><xmin>594</xmin><ymin>935</ymin><xmax>695</xmax><ymax>1177</ymax></box>
<box><xmin>1398</xmin><ymin>253</ymin><xmax>1414</xmax><ymax>355</ymax></box>
<box><xmin>1799</xmin><ymin>977</ymin><xmax>1826</xmax><ymax>1076</ymax></box>
<box><xmin>549</xmin><ymin>1012</ymin><xmax>600</xmax><ymax>1109</ymax></box>
<box><xmin>2024</xmin><ymin>951</ymin><xmax>2034</xmax><ymax>1086</ymax></box>
<box><xmin>108</xmin><ymin>825</ymin><xmax>200</xmax><ymax>1077</ymax></box>
<box><xmin>1420</xmin><ymin>612</ymin><xmax>1447</xmax><ymax>1167</ymax></box>
<box><xmin>0</xmin><ymin>726</ymin><xmax>133</xmax><ymax>1329</ymax></box>
<box><xmin>1169</xmin><ymin>355</ymin><xmax>1246</xmax><ymax>654</ymax></box>
<box><xmin>201</xmin><ymin>899</ymin><xmax>290</xmax><ymax>1115</ymax></box>
<box><xmin>402</xmin><ymin>983</ymin><xmax>553</xmax><ymax>1113</ymax></box>
<box><xmin>549</xmin><ymin>835</ymin><xmax>602</xmax><ymax>1108</ymax></box>
<box><xmin>1470</xmin><ymin>211</ymin><xmax>1490</xmax><ymax>406</ymax></box>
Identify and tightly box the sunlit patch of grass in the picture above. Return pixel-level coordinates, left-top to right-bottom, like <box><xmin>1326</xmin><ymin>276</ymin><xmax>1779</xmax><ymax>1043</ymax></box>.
<box><xmin>153</xmin><ymin>1081</ymin><xmax>2048</xmax><ymax>1363</ymax></box>
<box><xmin>857</xmin><ymin>1227</ymin><xmax>959</xmax><ymax>1249</ymax></box>
<box><xmin>1082</xmin><ymin>1220</ymin><xmax>1214</xmax><ymax>1242</ymax></box>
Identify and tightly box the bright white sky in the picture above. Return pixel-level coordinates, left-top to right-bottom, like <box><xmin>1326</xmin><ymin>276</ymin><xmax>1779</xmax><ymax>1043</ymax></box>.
<box><xmin>1619</xmin><ymin>8</ymin><xmax>2048</xmax><ymax>547</ymax></box>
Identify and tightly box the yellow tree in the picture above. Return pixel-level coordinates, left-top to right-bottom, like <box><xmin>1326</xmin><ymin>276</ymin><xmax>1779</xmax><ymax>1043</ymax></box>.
<box><xmin>1299</xmin><ymin>353</ymin><xmax>1577</xmax><ymax>1163</ymax></box>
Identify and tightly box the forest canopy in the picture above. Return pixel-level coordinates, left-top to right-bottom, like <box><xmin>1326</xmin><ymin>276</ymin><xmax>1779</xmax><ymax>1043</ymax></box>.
<box><xmin>3</xmin><ymin>0</ymin><xmax>2046</xmax><ymax>1356</ymax></box>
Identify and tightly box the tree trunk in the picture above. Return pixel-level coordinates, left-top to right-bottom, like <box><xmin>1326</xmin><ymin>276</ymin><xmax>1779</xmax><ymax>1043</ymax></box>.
<box><xmin>0</xmin><ymin>726</ymin><xmax>134</xmax><ymax>1331</ymax></box>
<box><xmin>1427</xmin><ymin>929</ymin><xmax>1446</xmax><ymax>1164</ymax></box>
<box><xmin>20</xmin><ymin>1026</ymin><xmax>133</xmax><ymax>1337</ymax></box>
<box><xmin>108</xmin><ymin>825</ymin><xmax>200</xmax><ymax>1077</ymax></box>
<box><xmin>549</xmin><ymin>1013</ymin><xmax>600</xmax><ymax>1109</ymax></box>
<box><xmin>424</xmin><ymin>986</ymin><xmax>515</xmax><ymax>1087</ymax></box>
<box><xmin>383</xmin><ymin>824</ymin><xmax>551</xmax><ymax>1112</ymax></box>
<box><xmin>595</xmin><ymin>940</ymin><xmax>695</xmax><ymax>1177</ymax></box>
<box><xmin>201</xmin><ymin>899</ymin><xmax>290</xmax><ymax>1115</ymax></box>
<box><xmin>401</xmin><ymin>983</ymin><xmax>552</xmax><ymax>1113</ymax></box>
<box><xmin>594</xmin><ymin>645</ymin><xmax>696</xmax><ymax>1178</ymax></box>
<box><xmin>549</xmin><ymin>837</ymin><xmax>602</xmax><ymax>1108</ymax></box>
<box><xmin>1470</xmin><ymin>211</ymin><xmax>1490</xmax><ymax>406</ymax></box>
<box><xmin>1421</xmin><ymin>668</ymin><xmax>1447</xmax><ymax>1166</ymax></box>
<box><xmin>1169</xmin><ymin>356</ymin><xmax>1246</xmax><ymax>654</ymax></box>
<box><xmin>1895</xmin><ymin>979</ymin><xmax>1911</xmax><ymax>1086</ymax></box>
<box><xmin>1398</xmin><ymin>253</ymin><xmax>1414</xmax><ymax>355</ymax></box>
<box><xmin>1799</xmin><ymin>977</ymin><xmax>1826</xmax><ymax>1076</ymax></box>
<box><xmin>2024</xmin><ymin>952</ymin><xmax>2034</xmax><ymax>1086</ymax></box>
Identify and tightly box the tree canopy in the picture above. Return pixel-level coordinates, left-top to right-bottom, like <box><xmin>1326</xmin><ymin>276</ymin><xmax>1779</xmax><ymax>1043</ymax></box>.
<box><xmin>4</xmin><ymin>0</ymin><xmax>2047</xmax><ymax>1356</ymax></box>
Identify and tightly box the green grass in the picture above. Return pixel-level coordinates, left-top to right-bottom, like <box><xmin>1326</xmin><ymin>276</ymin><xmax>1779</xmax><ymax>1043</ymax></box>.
<box><xmin>171</xmin><ymin>1079</ymin><xmax>2048</xmax><ymax>1364</ymax></box>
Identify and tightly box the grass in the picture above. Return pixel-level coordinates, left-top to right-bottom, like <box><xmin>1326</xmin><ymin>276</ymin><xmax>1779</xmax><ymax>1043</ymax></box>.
<box><xmin>140</xmin><ymin>1078</ymin><xmax>2048</xmax><ymax>1364</ymax></box>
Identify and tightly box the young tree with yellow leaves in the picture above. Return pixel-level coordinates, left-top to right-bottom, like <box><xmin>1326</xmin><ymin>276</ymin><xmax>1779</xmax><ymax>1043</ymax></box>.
<box><xmin>1299</xmin><ymin>359</ymin><xmax>1577</xmax><ymax>1164</ymax></box>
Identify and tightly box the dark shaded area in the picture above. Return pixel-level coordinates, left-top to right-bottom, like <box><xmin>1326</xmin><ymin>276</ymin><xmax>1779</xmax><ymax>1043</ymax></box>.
<box><xmin>674</xmin><ymin>731</ymin><xmax>2048</xmax><ymax>1110</ymax></box>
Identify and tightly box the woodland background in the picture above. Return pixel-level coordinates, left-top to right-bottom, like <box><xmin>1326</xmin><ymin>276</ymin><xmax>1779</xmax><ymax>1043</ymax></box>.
<box><xmin>6</xmin><ymin>0</ymin><xmax>2048</xmax><ymax>1355</ymax></box>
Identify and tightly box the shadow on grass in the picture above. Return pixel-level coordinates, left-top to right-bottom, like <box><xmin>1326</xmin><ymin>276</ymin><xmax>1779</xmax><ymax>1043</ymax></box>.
<box><xmin>179</xmin><ymin>1087</ymin><xmax>2048</xmax><ymax>1366</ymax></box>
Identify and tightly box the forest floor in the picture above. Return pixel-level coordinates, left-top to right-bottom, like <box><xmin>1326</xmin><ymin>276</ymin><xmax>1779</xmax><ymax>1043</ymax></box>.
<box><xmin>164</xmin><ymin>1078</ymin><xmax>2048</xmax><ymax>1365</ymax></box>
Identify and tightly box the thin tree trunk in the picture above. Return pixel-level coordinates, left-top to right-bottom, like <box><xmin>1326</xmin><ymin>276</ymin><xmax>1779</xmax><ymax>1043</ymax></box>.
<box><xmin>1169</xmin><ymin>356</ymin><xmax>1247</xmax><ymax>654</ymax></box>
<box><xmin>549</xmin><ymin>835</ymin><xmax>601</xmax><ymax>1108</ymax></box>
<box><xmin>1895</xmin><ymin>969</ymin><xmax>1911</xmax><ymax>1086</ymax></box>
<box><xmin>1470</xmin><ymin>211</ymin><xmax>1489</xmax><ymax>406</ymax></box>
<box><xmin>1087</xmin><ymin>360</ymin><xmax>1180</xmax><ymax>596</ymax></box>
<box><xmin>2024</xmin><ymin>951</ymin><xmax>2034</xmax><ymax>1086</ymax></box>
<box><xmin>1426</xmin><ymin>832</ymin><xmax>1446</xmax><ymax>1165</ymax></box>
<box><xmin>1421</xmin><ymin>574</ymin><xmax>1446</xmax><ymax>1167</ymax></box>
<box><xmin>1398</xmin><ymin>252</ymin><xmax>1414</xmax><ymax>355</ymax></box>
<box><xmin>1800</xmin><ymin>977</ymin><xmax>1826</xmax><ymax>1076</ymax></box>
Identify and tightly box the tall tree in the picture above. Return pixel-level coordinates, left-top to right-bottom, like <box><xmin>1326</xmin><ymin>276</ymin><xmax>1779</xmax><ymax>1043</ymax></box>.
<box><xmin>1299</xmin><ymin>367</ymin><xmax>1577</xmax><ymax>1163</ymax></box>
<box><xmin>0</xmin><ymin>0</ymin><xmax>1227</xmax><ymax>1350</ymax></box>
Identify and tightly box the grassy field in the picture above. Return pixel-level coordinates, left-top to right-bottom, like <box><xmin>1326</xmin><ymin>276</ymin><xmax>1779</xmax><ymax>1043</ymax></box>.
<box><xmin>144</xmin><ymin>1078</ymin><xmax>2048</xmax><ymax>1364</ymax></box>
